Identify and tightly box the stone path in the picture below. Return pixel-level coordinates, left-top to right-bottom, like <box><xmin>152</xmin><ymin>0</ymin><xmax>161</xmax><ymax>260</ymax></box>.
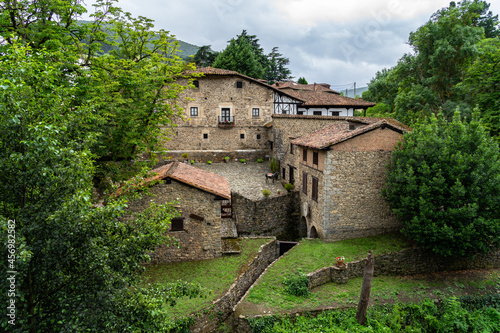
<box><xmin>194</xmin><ymin>161</ymin><xmax>285</xmax><ymax>200</ymax></box>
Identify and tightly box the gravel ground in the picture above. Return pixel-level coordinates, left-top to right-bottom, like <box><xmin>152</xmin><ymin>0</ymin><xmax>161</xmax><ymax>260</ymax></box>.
<box><xmin>194</xmin><ymin>161</ymin><xmax>285</xmax><ymax>200</ymax></box>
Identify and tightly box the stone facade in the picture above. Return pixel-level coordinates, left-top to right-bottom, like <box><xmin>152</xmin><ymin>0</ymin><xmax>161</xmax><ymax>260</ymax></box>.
<box><xmin>232</xmin><ymin>191</ymin><xmax>301</xmax><ymax>240</ymax></box>
<box><xmin>128</xmin><ymin>179</ymin><xmax>224</xmax><ymax>262</ymax></box>
<box><xmin>273</xmin><ymin>115</ymin><xmax>406</xmax><ymax>241</ymax></box>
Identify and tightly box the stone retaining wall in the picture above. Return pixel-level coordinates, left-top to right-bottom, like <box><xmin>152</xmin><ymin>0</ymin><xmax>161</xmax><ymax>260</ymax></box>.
<box><xmin>308</xmin><ymin>247</ymin><xmax>500</xmax><ymax>289</ymax></box>
<box><xmin>157</xmin><ymin>149</ymin><xmax>270</xmax><ymax>164</ymax></box>
<box><xmin>189</xmin><ymin>238</ymin><xmax>278</xmax><ymax>333</ymax></box>
<box><xmin>232</xmin><ymin>191</ymin><xmax>301</xmax><ymax>240</ymax></box>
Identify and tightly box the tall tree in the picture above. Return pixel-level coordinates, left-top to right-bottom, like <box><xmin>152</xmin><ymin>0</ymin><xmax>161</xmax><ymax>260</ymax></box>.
<box><xmin>265</xmin><ymin>46</ymin><xmax>292</xmax><ymax>83</ymax></box>
<box><xmin>383</xmin><ymin>111</ymin><xmax>500</xmax><ymax>257</ymax></box>
<box><xmin>193</xmin><ymin>44</ymin><xmax>219</xmax><ymax>66</ymax></box>
<box><xmin>212</xmin><ymin>37</ymin><xmax>265</xmax><ymax>78</ymax></box>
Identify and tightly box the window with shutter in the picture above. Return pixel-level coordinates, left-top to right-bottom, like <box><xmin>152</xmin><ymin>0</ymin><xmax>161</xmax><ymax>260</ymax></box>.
<box><xmin>312</xmin><ymin>177</ymin><xmax>318</xmax><ymax>202</ymax></box>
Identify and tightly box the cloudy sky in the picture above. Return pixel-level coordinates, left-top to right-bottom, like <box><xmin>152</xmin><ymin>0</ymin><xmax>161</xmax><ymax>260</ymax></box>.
<box><xmin>82</xmin><ymin>0</ymin><xmax>500</xmax><ymax>90</ymax></box>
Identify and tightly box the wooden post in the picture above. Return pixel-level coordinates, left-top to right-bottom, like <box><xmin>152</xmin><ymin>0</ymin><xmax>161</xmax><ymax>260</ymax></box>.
<box><xmin>356</xmin><ymin>250</ymin><xmax>374</xmax><ymax>325</ymax></box>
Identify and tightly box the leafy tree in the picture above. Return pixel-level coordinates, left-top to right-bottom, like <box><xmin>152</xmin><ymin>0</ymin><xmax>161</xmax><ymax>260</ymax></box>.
<box><xmin>0</xmin><ymin>0</ymin><xmax>198</xmax><ymax>191</ymax></box>
<box><xmin>459</xmin><ymin>38</ymin><xmax>500</xmax><ymax>142</ymax></box>
<box><xmin>212</xmin><ymin>37</ymin><xmax>265</xmax><ymax>78</ymax></box>
<box><xmin>265</xmin><ymin>47</ymin><xmax>292</xmax><ymax>83</ymax></box>
<box><xmin>297</xmin><ymin>77</ymin><xmax>308</xmax><ymax>84</ymax></box>
<box><xmin>383</xmin><ymin>111</ymin><xmax>500</xmax><ymax>257</ymax></box>
<box><xmin>362</xmin><ymin>68</ymin><xmax>400</xmax><ymax>112</ymax></box>
<box><xmin>193</xmin><ymin>44</ymin><xmax>219</xmax><ymax>66</ymax></box>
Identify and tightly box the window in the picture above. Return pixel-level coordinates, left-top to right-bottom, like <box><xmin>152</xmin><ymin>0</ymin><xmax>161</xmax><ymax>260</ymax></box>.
<box><xmin>236</xmin><ymin>81</ymin><xmax>243</xmax><ymax>89</ymax></box>
<box><xmin>252</xmin><ymin>108</ymin><xmax>260</xmax><ymax>117</ymax></box>
<box><xmin>331</xmin><ymin>111</ymin><xmax>340</xmax><ymax>116</ymax></box>
<box><xmin>313</xmin><ymin>111</ymin><xmax>322</xmax><ymax>116</ymax></box>
<box><xmin>313</xmin><ymin>151</ymin><xmax>319</xmax><ymax>165</ymax></box>
<box><xmin>240</xmin><ymin>133</ymin><xmax>245</xmax><ymax>139</ymax></box>
<box><xmin>256</xmin><ymin>134</ymin><xmax>261</xmax><ymax>140</ymax></box>
<box><xmin>165</xmin><ymin>177</ymin><xmax>172</xmax><ymax>184</ymax></box>
<box><xmin>193</xmin><ymin>80</ymin><xmax>199</xmax><ymax>89</ymax></box>
<box><xmin>190</xmin><ymin>107</ymin><xmax>198</xmax><ymax>117</ymax></box>
<box><xmin>282</xmin><ymin>167</ymin><xmax>286</xmax><ymax>180</ymax></box>
<box><xmin>170</xmin><ymin>217</ymin><xmax>184</xmax><ymax>231</ymax></box>
<box><xmin>302</xmin><ymin>172</ymin><xmax>307</xmax><ymax>194</ymax></box>
<box><xmin>290</xmin><ymin>143</ymin><xmax>294</xmax><ymax>154</ymax></box>
<box><xmin>203</xmin><ymin>133</ymin><xmax>208</xmax><ymax>139</ymax></box>
<box><xmin>312</xmin><ymin>177</ymin><xmax>318</xmax><ymax>202</ymax></box>
<box><xmin>349</xmin><ymin>123</ymin><xmax>356</xmax><ymax>131</ymax></box>
<box><xmin>302</xmin><ymin>148</ymin><xmax>307</xmax><ymax>162</ymax></box>
<box><xmin>220</xmin><ymin>108</ymin><xmax>231</xmax><ymax>122</ymax></box>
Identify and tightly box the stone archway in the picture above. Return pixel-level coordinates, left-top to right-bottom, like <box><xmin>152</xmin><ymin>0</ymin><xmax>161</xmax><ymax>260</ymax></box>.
<box><xmin>310</xmin><ymin>226</ymin><xmax>318</xmax><ymax>239</ymax></box>
<box><xmin>299</xmin><ymin>217</ymin><xmax>308</xmax><ymax>238</ymax></box>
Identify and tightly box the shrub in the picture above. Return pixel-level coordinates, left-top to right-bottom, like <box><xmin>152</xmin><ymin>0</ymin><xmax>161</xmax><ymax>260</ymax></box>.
<box><xmin>261</xmin><ymin>189</ymin><xmax>271</xmax><ymax>197</ymax></box>
<box><xmin>207</xmin><ymin>160</ymin><xmax>212</xmax><ymax>164</ymax></box>
<box><xmin>284</xmin><ymin>183</ymin><xmax>294</xmax><ymax>192</ymax></box>
<box><xmin>190</xmin><ymin>160</ymin><xmax>195</xmax><ymax>164</ymax></box>
<box><xmin>282</xmin><ymin>270</ymin><xmax>309</xmax><ymax>297</ymax></box>
<box><xmin>257</xmin><ymin>158</ymin><xmax>264</xmax><ymax>163</ymax></box>
<box><xmin>240</xmin><ymin>159</ymin><xmax>246</xmax><ymax>163</ymax></box>
<box><xmin>270</xmin><ymin>157</ymin><xmax>279</xmax><ymax>173</ymax></box>
<box><xmin>181</xmin><ymin>153</ymin><xmax>188</xmax><ymax>159</ymax></box>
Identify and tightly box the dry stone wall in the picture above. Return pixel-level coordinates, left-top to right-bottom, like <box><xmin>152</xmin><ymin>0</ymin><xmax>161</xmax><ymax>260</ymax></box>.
<box><xmin>232</xmin><ymin>191</ymin><xmax>301</xmax><ymax>240</ymax></box>
<box><xmin>127</xmin><ymin>180</ymin><xmax>223</xmax><ymax>262</ymax></box>
<box><xmin>189</xmin><ymin>238</ymin><xmax>278</xmax><ymax>333</ymax></box>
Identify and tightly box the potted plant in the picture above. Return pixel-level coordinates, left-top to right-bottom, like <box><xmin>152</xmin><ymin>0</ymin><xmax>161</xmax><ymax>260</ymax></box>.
<box><xmin>277</xmin><ymin>190</ymin><xmax>281</xmax><ymax>195</ymax></box>
<box><xmin>240</xmin><ymin>159</ymin><xmax>246</xmax><ymax>164</ymax></box>
<box><xmin>207</xmin><ymin>160</ymin><xmax>212</xmax><ymax>165</ymax></box>
<box><xmin>190</xmin><ymin>160</ymin><xmax>195</xmax><ymax>165</ymax></box>
<box><xmin>261</xmin><ymin>189</ymin><xmax>271</xmax><ymax>197</ymax></box>
<box><xmin>257</xmin><ymin>158</ymin><xmax>263</xmax><ymax>163</ymax></box>
<box><xmin>336</xmin><ymin>256</ymin><xmax>345</xmax><ymax>267</ymax></box>
<box><xmin>181</xmin><ymin>153</ymin><xmax>189</xmax><ymax>163</ymax></box>
<box><xmin>224</xmin><ymin>156</ymin><xmax>230</xmax><ymax>163</ymax></box>
<box><xmin>284</xmin><ymin>183</ymin><xmax>294</xmax><ymax>192</ymax></box>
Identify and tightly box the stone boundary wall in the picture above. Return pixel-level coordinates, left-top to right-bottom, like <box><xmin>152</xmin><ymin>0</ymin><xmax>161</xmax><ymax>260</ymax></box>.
<box><xmin>156</xmin><ymin>150</ymin><xmax>270</xmax><ymax>164</ymax></box>
<box><xmin>308</xmin><ymin>247</ymin><xmax>500</xmax><ymax>290</ymax></box>
<box><xmin>232</xmin><ymin>191</ymin><xmax>300</xmax><ymax>240</ymax></box>
<box><xmin>189</xmin><ymin>237</ymin><xmax>278</xmax><ymax>333</ymax></box>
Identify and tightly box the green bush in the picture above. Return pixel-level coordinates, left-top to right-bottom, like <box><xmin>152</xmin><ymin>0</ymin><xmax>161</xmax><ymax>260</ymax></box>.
<box><xmin>257</xmin><ymin>158</ymin><xmax>264</xmax><ymax>163</ymax></box>
<box><xmin>270</xmin><ymin>157</ymin><xmax>279</xmax><ymax>173</ymax></box>
<box><xmin>207</xmin><ymin>160</ymin><xmax>212</xmax><ymax>164</ymax></box>
<box><xmin>284</xmin><ymin>183</ymin><xmax>294</xmax><ymax>192</ymax></box>
<box><xmin>190</xmin><ymin>160</ymin><xmax>195</xmax><ymax>164</ymax></box>
<box><xmin>282</xmin><ymin>270</ymin><xmax>309</xmax><ymax>297</ymax></box>
<box><xmin>181</xmin><ymin>153</ymin><xmax>188</xmax><ymax>159</ymax></box>
<box><xmin>261</xmin><ymin>189</ymin><xmax>271</xmax><ymax>197</ymax></box>
<box><xmin>240</xmin><ymin>159</ymin><xmax>246</xmax><ymax>163</ymax></box>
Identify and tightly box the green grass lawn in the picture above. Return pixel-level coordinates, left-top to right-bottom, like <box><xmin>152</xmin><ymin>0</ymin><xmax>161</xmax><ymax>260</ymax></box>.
<box><xmin>237</xmin><ymin>233</ymin><xmax>499</xmax><ymax>316</ymax></box>
<box><xmin>140</xmin><ymin>237</ymin><xmax>272</xmax><ymax>317</ymax></box>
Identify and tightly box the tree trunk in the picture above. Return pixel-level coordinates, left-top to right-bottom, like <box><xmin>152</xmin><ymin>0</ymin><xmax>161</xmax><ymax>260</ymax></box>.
<box><xmin>356</xmin><ymin>250</ymin><xmax>374</xmax><ymax>325</ymax></box>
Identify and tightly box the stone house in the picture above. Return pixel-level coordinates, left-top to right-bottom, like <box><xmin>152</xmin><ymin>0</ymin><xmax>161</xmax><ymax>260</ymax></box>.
<box><xmin>272</xmin><ymin>81</ymin><xmax>375</xmax><ymax>116</ymax></box>
<box><xmin>163</xmin><ymin>67</ymin><xmax>303</xmax><ymax>158</ymax></box>
<box><xmin>272</xmin><ymin>114</ymin><xmax>409</xmax><ymax>241</ymax></box>
<box><xmin>127</xmin><ymin>161</ymin><xmax>235</xmax><ymax>262</ymax></box>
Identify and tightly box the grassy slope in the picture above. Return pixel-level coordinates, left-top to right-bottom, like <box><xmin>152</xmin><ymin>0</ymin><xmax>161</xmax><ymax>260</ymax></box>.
<box><xmin>141</xmin><ymin>238</ymin><xmax>271</xmax><ymax>316</ymax></box>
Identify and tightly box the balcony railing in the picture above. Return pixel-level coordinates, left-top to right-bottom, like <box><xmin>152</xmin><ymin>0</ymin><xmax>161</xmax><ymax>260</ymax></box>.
<box><xmin>218</xmin><ymin>116</ymin><xmax>235</xmax><ymax>128</ymax></box>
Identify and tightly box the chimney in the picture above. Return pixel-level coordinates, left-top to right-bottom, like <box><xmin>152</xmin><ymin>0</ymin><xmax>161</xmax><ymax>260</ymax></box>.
<box><xmin>314</xmin><ymin>83</ymin><xmax>316</xmax><ymax>91</ymax></box>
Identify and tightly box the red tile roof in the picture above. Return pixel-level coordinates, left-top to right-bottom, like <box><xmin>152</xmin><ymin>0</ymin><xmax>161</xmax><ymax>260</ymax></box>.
<box><xmin>146</xmin><ymin>162</ymin><xmax>231</xmax><ymax>199</ymax></box>
<box><xmin>272</xmin><ymin>81</ymin><xmax>340</xmax><ymax>94</ymax></box>
<box><xmin>290</xmin><ymin>120</ymin><xmax>409</xmax><ymax>150</ymax></box>
<box><xmin>282</xmin><ymin>89</ymin><xmax>376</xmax><ymax>108</ymax></box>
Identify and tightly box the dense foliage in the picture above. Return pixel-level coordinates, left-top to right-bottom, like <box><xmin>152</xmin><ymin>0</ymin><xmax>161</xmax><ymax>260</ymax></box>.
<box><xmin>282</xmin><ymin>270</ymin><xmax>310</xmax><ymax>297</ymax></box>
<box><xmin>0</xmin><ymin>0</ymin><xmax>203</xmax><ymax>331</ymax></box>
<box><xmin>248</xmin><ymin>295</ymin><xmax>500</xmax><ymax>332</ymax></box>
<box><xmin>213</xmin><ymin>30</ymin><xmax>293</xmax><ymax>83</ymax></box>
<box><xmin>362</xmin><ymin>0</ymin><xmax>500</xmax><ymax>141</ymax></box>
<box><xmin>383</xmin><ymin>111</ymin><xmax>500</xmax><ymax>257</ymax></box>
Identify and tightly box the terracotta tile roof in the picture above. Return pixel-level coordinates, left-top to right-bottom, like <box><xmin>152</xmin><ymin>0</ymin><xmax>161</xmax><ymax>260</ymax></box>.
<box><xmin>190</xmin><ymin>67</ymin><xmax>304</xmax><ymax>103</ymax></box>
<box><xmin>283</xmin><ymin>90</ymin><xmax>376</xmax><ymax>108</ymax></box>
<box><xmin>272</xmin><ymin>81</ymin><xmax>340</xmax><ymax>94</ymax></box>
<box><xmin>290</xmin><ymin>120</ymin><xmax>409</xmax><ymax>150</ymax></box>
<box><xmin>146</xmin><ymin>162</ymin><xmax>231</xmax><ymax>199</ymax></box>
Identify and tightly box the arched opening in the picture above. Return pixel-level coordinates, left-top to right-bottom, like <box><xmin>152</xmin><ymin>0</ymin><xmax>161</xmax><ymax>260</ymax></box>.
<box><xmin>299</xmin><ymin>217</ymin><xmax>308</xmax><ymax>238</ymax></box>
<box><xmin>310</xmin><ymin>226</ymin><xmax>318</xmax><ymax>239</ymax></box>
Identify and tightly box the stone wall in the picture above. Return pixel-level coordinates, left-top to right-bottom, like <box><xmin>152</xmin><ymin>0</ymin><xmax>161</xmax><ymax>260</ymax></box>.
<box><xmin>127</xmin><ymin>179</ymin><xmax>223</xmax><ymax>262</ymax></box>
<box><xmin>156</xmin><ymin>149</ymin><xmax>270</xmax><ymax>165</ymax></box>
<box><xmin>308</xmin><ymin>247</ymin><xmax>500</xmax><ymax>289</ymax></box>
<box><xmin>189</xmin><ymin>238</ymin><xmax>278</xmax><ymax>333</ymax></box>
<box><xmin>322</xmin><ymin>150</ymin><xmax>401</xmax><ymax>241</ymax></box>
<box><xmin>232</xmin><ymin>191</ymin><xmax>301</xmax><ymax>240</ymax></box>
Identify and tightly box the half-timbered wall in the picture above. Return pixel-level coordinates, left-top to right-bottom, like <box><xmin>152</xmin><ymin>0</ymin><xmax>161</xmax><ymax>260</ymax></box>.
<box><xmin>273</xmin><ymin>93</ymin><xmax>301</xmax><ymax>114</ymax></box>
